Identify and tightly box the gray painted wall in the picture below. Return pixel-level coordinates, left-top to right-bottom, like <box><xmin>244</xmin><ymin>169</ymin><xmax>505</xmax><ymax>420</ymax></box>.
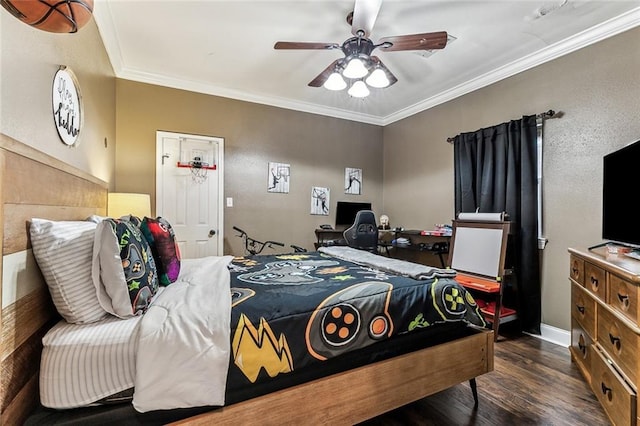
<box><xmin>1</xmin><ymin>13</ymin><xmax>116</xmax><ymax>184</ymax></box>
<box><xmin>383</xmin><ymin>27</ymin><xmax>640</xmax><ymax>331</ymax></box>
<box><xmin>114</xmin><ymin>80</ymin><xmax>383</xmax><ymax>255</ymax></box>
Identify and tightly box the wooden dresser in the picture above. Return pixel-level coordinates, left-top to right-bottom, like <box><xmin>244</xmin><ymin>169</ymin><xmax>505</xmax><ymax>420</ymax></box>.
<box><xmin>569</xmin><ymin>247</ymin><xmax>640</xmax><ymax>426</ymax></box>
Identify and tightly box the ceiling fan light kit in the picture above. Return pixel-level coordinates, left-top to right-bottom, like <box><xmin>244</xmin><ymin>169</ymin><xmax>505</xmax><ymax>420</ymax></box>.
<box><xmin>343</xmin><ymin>56</ymin><xmax>369</xmax><ymax>79</ymax></box>
<box><xmin>348</xmin><ymin>80</ymin><xmax>370</xmax><ymax>98</ymax></box>
<box><xmin>323</xmin><ymin>72</ymin><xmax>347</xmax><ymax>91</ymax></box>
<box><xmin>365</xmin><ymin>67</ymin><xmax>390</xmax><ymax>89</ymax></box>
<box><xmin>274</xmin><ymin>0</ymin><xmax>449</xmax><ymax>99</ymax></box>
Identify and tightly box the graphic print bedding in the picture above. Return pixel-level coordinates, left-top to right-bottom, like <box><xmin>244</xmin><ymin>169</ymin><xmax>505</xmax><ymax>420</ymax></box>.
<box><xmin>226</xmin><ymin>250</ymin><xmax>486</xmax><ymax>391</ymax></box>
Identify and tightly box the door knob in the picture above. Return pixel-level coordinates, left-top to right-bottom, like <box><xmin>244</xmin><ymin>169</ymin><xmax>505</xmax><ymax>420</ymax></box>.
<box><xmin>208</xmin><ymin>229</ymin><xmax>216</xmax><ymax>237</ymax></box>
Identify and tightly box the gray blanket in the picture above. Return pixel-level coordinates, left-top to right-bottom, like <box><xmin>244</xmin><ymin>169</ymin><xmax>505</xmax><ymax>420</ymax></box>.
<box><xmin>318</xmin><ymin>246</ymin><xmax>456</xmax><ymax>280</ymax></box>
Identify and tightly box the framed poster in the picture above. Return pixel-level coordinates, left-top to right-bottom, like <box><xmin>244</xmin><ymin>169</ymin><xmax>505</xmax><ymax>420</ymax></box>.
<box><xmin>267</xmin><ymin>162</ymin><xmax>290</xmax><ymax>193</ymax></box>
<box><xmin>311</xmin><ymin>187</ymin><xmax>329</xmax><ymax>215</ymax></box>
<box><xmin>345</xmin><ymin>167</ymin><xmax>362</xmax><ymax>195</ymax></box>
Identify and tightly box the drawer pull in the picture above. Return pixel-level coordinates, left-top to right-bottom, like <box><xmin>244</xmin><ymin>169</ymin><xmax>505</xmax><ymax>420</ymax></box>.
<box><xmin>577</xmin><ymin>340</ymin><xmax>586</xmax><ymax>355</ymax></box>
<box><xmin>617</xmin><ymin>292</ymin><xmax>629</xmax><ymax>305</ymax></box>
<box><xmin>601</xmin><ymin>382</ymin><xmax>613</xmax><ymax>401</ymax></box>
<box><xmin>609</xmin><ymin>333</ymin><xmax>621</xmax><ymax>350</ymax></box>
<box><xmin>575</xmin><ymin>304</ymin><xmax>585</xmax><ymax>314</ymax></box>
<box><xmin>571</xmin><ymin>266</ymin><xmax>579</xmax><ymax>276</ymax></box>
<box><xmin>590</xmin><ymin>276</ymin><xmax>599</xmax><ymax>288</ymax></box>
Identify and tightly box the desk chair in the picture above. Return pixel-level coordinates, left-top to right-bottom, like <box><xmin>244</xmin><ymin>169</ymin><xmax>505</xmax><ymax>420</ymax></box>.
<box><xmin>343</xmin><ymin>210</ymin><xmax>378</xmax><ymax>253</ymax></box>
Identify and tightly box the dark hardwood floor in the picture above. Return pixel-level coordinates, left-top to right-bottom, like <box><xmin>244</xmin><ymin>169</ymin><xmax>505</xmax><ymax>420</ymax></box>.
<box><xmin>360</xmin><ymin>328</ymin><xmax>610</xmax><ymax>426</ymax></box>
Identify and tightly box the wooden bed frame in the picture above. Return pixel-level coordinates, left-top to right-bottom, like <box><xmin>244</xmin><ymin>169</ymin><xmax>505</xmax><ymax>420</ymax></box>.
<box><xmin>0</xmin><ymin>133</ymin><xmax>494</xmax><ymax>425</ymax></box>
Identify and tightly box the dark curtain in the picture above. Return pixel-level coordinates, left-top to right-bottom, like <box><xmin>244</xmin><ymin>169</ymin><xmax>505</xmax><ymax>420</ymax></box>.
<box><xmin>453</xmin><ymin>115</ymin><xmax>540</xmax><ymax>334</ymax></box>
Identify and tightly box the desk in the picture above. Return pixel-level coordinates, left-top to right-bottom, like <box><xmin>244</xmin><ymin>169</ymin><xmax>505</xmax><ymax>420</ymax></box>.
<box><xmin>314</xmin><ymin>228</ymin><xmax>392</xmax><ymax>256</ymax></box>
<box><xmin>314</xmin><ymin>228</ymin><xmax>346</xmax><ymax>249</ymax></box>
<box><xmin>391</xmin><ymin>230</ymin><xmax>450</xmax><ymax>268</ymax></box>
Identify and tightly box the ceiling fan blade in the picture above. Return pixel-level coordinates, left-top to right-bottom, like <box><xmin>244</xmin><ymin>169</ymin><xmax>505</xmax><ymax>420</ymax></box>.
<box><xmin>370</xmin><ymin>56</ymin><xmax>398</xmax><ymax>87</ymax></box>
<box><xmin>274</xmin><ymin>41</ymin><xmax>340</xmax><ymax>50</ymax></box>
<box><xmin>308</xmin><ymin>59</ymin><xmax>341</xmax><ymax>87</ymax></box>
<box><xmin>378</xmin><ymin>31</ymin><xmax>448</xmax><ymax>51</ymax></box>
<box><xmin>351</xmin><ymin>0</ymin><xmax>382</xmax><ymax>38</ymax></box>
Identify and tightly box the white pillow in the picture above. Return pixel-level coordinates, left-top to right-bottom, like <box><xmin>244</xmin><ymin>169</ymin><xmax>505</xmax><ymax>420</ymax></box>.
<box><xmin>30</xmin><ymin>218</ymin><xmax>107</xmax><ymax>324</ymax></box>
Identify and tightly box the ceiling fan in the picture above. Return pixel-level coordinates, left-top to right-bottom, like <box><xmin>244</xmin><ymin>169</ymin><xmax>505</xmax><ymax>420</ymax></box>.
<box><xmin>274</xmin><ymin>0</ymin><xmax>449</xmax><ymax>97</ymax></box>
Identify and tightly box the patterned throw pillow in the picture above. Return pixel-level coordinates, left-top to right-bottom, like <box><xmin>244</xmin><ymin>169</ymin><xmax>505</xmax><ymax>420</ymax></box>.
<box><xmin>92</xmin><ymin>218</ymin><xmax>159</xmax><ymax>318</ymax></box>
<box><xmin>140</xmin><ymin>217</ymin><xmax>181</xmax><ymax>285</ymax></box>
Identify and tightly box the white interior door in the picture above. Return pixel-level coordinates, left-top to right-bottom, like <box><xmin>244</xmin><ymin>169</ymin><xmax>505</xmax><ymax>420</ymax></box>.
<box><xmin>156</xmin><ymin>131</ymin><xmax>224</xmax><ymax>258</ymax></box>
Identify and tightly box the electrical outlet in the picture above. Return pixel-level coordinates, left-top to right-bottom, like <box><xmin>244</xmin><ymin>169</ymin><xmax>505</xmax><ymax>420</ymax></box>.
<box><xmin>226</xmin><ymin>197</ymin><xmax>233</xmax><ymax>207</ymax></box>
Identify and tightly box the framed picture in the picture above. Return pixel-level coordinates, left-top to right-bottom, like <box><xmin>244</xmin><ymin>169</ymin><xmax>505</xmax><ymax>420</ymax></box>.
<box><xmin>311</xmin><ymin>187</ymin><xmax>330</xmax><ymax>215</ymax></box>
<box><xmin>345</xmin><ymin>167</ymin><xmax>362</xmax><ymax>195</ymax></box>
<box><xmin>267</xmin><ymin>162</ymin><xmax>290</xmax><ymax>193</ymax></box>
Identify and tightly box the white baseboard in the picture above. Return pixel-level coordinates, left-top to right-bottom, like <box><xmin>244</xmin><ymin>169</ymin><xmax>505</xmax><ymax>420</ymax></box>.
<box><xmin>524</xmin><ymin>323</ymin><xmax>570</xmax><ymax>347</ymax></box>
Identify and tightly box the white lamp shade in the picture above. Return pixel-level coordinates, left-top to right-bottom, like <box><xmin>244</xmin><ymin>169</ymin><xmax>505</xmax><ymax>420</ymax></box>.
<box><xmin>108</xmin><ymin>193</ymin><xmax>151</xmax><ymax>218</ymax></box>
<box><xmin>365</xmin><ymin>68</ymin><xmax>390</xmax><ymax>88</ymax></box>
<box><xmin>343</xmin><ymin>57</ymin><xmax>368</xmax><ymax>79</ymax></box>
<box><xmin>348</xmin><ymin>80</ymin><xmax>370</xmax><ymax>98</ymax></box>
<box><xmin>324</xmin><ymin>72</ymin><xmax>347</xmax><ymax>91</ymax></box>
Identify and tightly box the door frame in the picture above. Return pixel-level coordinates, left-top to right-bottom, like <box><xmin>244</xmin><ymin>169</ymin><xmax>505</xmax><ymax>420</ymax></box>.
<box><xmin>155</xmin><ymin>130</ymin><xmax>225</xmax><ymax>255</ymax></box>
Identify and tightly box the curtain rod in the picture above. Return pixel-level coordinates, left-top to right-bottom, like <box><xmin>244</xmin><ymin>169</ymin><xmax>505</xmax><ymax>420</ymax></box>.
<box><xmin>446</xmin><ymin>110</ymin><xmax>560</xmax><ymax>143</ymax></box>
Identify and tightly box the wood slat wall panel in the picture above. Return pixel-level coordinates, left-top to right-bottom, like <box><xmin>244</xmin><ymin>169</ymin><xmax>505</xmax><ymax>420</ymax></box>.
<box><xmin>2</xmin><ymin>286</ymin><xmax>56</xmax><ymax>362</ymax></box>
<box><xmin>1</xmin><ymin>148</ymin><xmax>5</xmax><ymax>345</ymax></box>
<box><xmin>0</xmin><ymin>326</ymin><xmax>48</xmax><ymax>413</ymax></box>
<box><xmin>3</xmin><ymin>204</ymin><xmax>103</xmax><ymax>255</ymax></box>
<box><xmin>1</xmin><ymin>374</ymin><xmax>38</xmax><ymax>426</ymax></box>
<box><xmin>1</xmin><ymin>134</ymin><xmax>108</xmax><ymax>425</ymax></box>
<box><xmin>3</xmin><ymin>151</ymin><xmax>107</xmax><ymax>208</ymax></box>
<box><xmin>0</xmin><ymin>142</ymin><xmax>5</xmax><ymax>420</ymax></box>
<box><xmin>0</xmin><ymin>134</ymin><xmax>106</xmax><ymax>188</ymax></box>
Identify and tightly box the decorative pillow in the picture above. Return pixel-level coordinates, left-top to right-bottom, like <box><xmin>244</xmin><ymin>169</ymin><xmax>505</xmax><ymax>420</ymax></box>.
<box><xmin>92</xmin><ymin>218</ymin><xmax>158</xmax><ymax>318</ymax></box>
<box><xmin>86</xmin><ymin>214</ymin><xmax>108</xmax><ymax>223</ymax></box>
<box><xmin>30</xmin><ymin>218</ymin><xmax>107</xmax><ymax>324</ymax></box>
<box><xmin>140</xmin><ymin>217</ymin><xmax>181</xmax><ymax>285</ymax></box>
<box><xmin>120</xmin><ymin>214</ymin><xmax>142</xmax><ymax>227</ymax></box>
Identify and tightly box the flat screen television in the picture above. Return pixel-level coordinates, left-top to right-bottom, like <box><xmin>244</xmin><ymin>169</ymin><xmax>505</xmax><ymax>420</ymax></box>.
<box><xmin>335</xmin><ymin>201</ymin><xmax>372</xmax><ymax>228</ymax></box>
<box><xmin>602</xmin><ymin>139</ymin><xmax>640</xmax><ymax>247</ymax></box>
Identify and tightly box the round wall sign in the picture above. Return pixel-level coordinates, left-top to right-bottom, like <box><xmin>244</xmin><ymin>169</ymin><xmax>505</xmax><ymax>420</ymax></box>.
<box><xmin>52</xmin><ymin>66</ymin><xmax>83</xmax><ymax>146</ymax></box>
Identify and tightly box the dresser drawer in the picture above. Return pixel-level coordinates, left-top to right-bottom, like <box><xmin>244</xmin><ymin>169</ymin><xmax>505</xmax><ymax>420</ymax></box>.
<box><xmin>592</xmin><ymin>344</ymin><xmax>636</xmax><ymax>426</ymax></box>
<box><xmin>570</xmin><ymin>255</ymin><xmax>585</xmax><ymax>285</ymax></box>
<box><xmin>609</xmin><ymin>272</ymin><xmax>640</xmax><ymax>326</ymax></box>
<box><xmin>585</xmin><ymin>262</ymin><xmax>607</xmax><ymax>302</ymax></box>
<box><xmin>570</xmin><ymin>317</ymin><xmax>594</xmax><ymax>384</ymax></box>
<box><xmin>598</xmin><ymin>305</ymin><xmax>640</xmax><ymax>385</ymax></box>
<box><xmin>572</xmin><ymin>282</ymin><xmax>597</xmax><ymax>338</ymax></box>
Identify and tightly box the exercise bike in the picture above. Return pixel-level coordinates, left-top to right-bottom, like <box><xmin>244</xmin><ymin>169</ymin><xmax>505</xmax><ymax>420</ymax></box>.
<box><xmin>233</xmin><ymin>226</ymin><xmax>306</xmax><ymax>255</ymax></box>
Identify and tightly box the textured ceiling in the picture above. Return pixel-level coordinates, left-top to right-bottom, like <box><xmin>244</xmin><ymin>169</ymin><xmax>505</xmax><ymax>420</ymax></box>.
<box><xmin>94</xmin><ymin>0</ymin><xmax>640</xmax><ymax>125</ymax></box>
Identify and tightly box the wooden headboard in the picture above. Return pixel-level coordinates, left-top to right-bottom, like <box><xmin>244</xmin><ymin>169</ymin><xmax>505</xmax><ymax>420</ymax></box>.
<box><xmin>0</xmin><ymin>133</ymin><xmax>108</xmax><ymax>425</ymax></box>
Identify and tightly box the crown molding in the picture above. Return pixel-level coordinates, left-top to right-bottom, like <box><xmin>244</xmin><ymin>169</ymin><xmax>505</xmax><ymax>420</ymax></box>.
<box><xmin>94</xmin><ymin>2</ymin><xmax>640</xmax><ymax>127</ymax></box>
<box><xmin>382</xmin><ymin>6</ymin><xmax>640</xmax><ymax>126</ymax></box>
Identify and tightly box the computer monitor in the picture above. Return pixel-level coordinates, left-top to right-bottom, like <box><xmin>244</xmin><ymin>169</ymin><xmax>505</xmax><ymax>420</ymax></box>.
<box><xmin>335</xmin><ymin>201</ymin><xmax>372</xmax><ymax>229</ymax></box>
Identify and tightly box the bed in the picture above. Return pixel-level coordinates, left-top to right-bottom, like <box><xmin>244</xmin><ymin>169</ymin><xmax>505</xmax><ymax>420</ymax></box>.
<box><xmin>0</xmin><ymin>133</ymin><xmax>494</xmax><ymax>425</ymax></box>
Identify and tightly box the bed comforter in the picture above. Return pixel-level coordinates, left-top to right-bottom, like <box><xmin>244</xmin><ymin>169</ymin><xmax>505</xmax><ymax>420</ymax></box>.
<box><xmin>118</xmin><ymin>249</ymin><xmax>485</xmax><ymax>413</ymax></box>
<box><xmin>132</xmin><ymin>255</ymin><xmax>234</xmax><ymax>412</ymax></box>
<box><xmin>225</xmin><ymin>249</ymin><xmax>485</xmax><ymax>393</ymax></box>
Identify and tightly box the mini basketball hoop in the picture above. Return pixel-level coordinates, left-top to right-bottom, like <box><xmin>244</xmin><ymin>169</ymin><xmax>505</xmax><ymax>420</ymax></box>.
<box><xmin>177</xmin><ymin>156</ymin><xmax>216</xmax><ymax>184</ymax></box>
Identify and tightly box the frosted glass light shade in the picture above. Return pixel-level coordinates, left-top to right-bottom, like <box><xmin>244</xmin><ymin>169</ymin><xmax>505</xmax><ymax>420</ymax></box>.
<box><xmin>324</xmin><ymin>72</ymin><xmax>347</xmax><ymax>90</ymax></box>
<box><xmin>365</xmin><ymin>68</ymin><xmax>390</xmax><ymax>88</ymax></box>
<box><xmin>108</xmin><ymin>193</ymin><xmax>151</xmax><ymax>218</ymax></box>
<box><xmin>348</xmin><ymin>80</ymin><xmax>370</xmax><ymax>98</ymax></box>
<box><xmin>343</xmin><ymin>57</ymin><xmax>368</xmax><ymax>79</ymax></box>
